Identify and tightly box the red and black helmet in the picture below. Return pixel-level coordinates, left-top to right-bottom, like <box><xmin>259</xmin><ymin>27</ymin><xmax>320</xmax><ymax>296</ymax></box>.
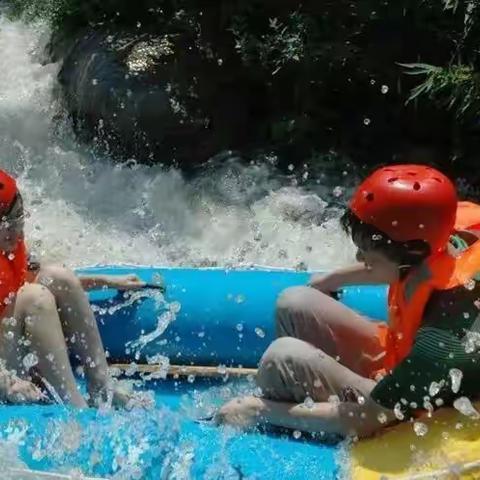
<box><xmin>350</xmin><ymin>165</ymin><xmax>458</xmax><ymax>254</ymax></box>
<box><xmin>0</xmin><ymin>170</ymin><xmax>19</xmax><ymax>214</ymax></box>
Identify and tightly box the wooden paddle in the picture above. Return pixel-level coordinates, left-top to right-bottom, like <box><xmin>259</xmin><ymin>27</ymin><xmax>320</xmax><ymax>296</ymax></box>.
<box><xmin>112</xmin><ymin>363</ymin><xmax>257</xmax><ymax>378</ymax></box>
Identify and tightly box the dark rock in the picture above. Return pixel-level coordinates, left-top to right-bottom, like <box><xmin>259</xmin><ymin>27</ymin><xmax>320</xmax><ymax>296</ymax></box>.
<box><xmin>56</xmin><ymin>27</ymin><xmax>266</xmax><ymax>167</ymax></box>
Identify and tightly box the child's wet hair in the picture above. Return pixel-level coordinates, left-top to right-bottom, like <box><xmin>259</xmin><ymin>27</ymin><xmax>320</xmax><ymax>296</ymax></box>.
<box><xmin>340</xmin><ymin>209</ymin><xmax>431</xmax><ymax>268</ymax></box>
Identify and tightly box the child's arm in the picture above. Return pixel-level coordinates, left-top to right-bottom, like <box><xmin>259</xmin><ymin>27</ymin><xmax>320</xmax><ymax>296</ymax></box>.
<box><xmin>78</xmin><ymin>274</ymin><xmax>145</xmax><ymax>291</ymax></box>
<box><xmin>309</xmin><ymin>263</ymin><xmax>390</xmax><ymax>293</ymax></box>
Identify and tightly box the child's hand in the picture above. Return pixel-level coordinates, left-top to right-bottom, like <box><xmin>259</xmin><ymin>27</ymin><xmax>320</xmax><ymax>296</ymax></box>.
<box><xmin>108</xmin><ymin>274</ymin><xmax>146</xmax><ymax>291</ymax></box>
<box><xmin>6</xmin><ymin>377</ymin><xmax>47</xmax><ymax>404</ymax></box>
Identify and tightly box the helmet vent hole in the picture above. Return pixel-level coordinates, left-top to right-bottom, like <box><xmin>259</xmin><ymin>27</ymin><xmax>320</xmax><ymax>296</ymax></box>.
<box><xmin>388</xmin><ymin>177</ymin><xmax>398</xmax><ymax>183</ymax></box>
<box><xmin>0</xmin><ymin>183</ymin><xmax>4</xmax><ymax>191</ymax></box>
<box><xmin>407</xmin><ymin>172</ymin><xmax>417</xmax><ymax>176</ymax></box>
<box><xmin>365</xmin><ymin>192</ymin><xmax>375</xmax><ymax>202</ymax></box>
<box><xmin>413</xmin><ymin>182</ymin><xmax>421</xmax><ymax>191</ymax></box>
<box><xmin>433</xmin><ymin>177</ymin><xmax>442</xmax><ymax>183</ymax></box>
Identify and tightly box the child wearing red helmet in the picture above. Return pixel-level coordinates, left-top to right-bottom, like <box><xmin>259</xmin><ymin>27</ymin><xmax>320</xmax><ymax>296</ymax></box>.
<box><xmin>217</xmin><ymin>165</ymin><xmax>480</xmax><ymax>438</ymax></box>
<box><xmin>0</xmin><ymin>169</ymin><xmax>145</xmax><ymax>408</ymax></box>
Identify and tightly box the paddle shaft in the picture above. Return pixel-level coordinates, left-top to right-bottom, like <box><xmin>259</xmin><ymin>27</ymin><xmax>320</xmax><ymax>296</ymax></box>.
<box><xmin>112</xmin><ymin>363</ymin><xmax>257</xmax><ymax>378</ymax></box>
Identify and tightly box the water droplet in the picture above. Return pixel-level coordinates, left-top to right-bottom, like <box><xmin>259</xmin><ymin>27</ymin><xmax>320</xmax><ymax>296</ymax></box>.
<box><xmin>236</xmin><ymin>323</ymin><xmax>243</xmax><ymax>332</ymax></box>
<box><xmin>370</xmin><ymin>79</ymin><xmax>376</xmax><ymax>85</ymax></box>
<box><xmin>357</xmin><ymin>396</ymin><xmax>366</xmax><ymax>405</ymax></box>
<box><xmin>381</xmin><ymin>85</ymin><xmax>389</xmax><ymax>94</ymax></box>
<box><xmin>465</xmin><ymin>338</ymin><xmax>476</xmax><ymax>353</ymax></box>
<box><xmin>288</xmin><ymin>164</ymin><xmax>295</xmax><ymax>171</ymax></box>
<box><xmin>419</xmin><ymin>224</ymin><xmax>425</xmax><ymax>229</ymax></box>
<box><xmin>464</xmin><ymin>312</ymin><xmax>471</xmax><ymax>319</ymax></box>
<box><xmin>46</xmin><ymin>353</ymin><xmax>54</xmax><ymax>362</ymax></box>
<box><xmin>255</xmin><ymin>327</ymin><xmax>265</xmax><ymax>338</ymax></box>
<box><xmin>235</xmin><ymin>294</ymin><xmax>246</xmax><ymax>304</ymax></box>
<box><xmin>328</xmin><ymin>395</ymin><xmax>340</xmax><ymax>405</ymax></box>
<box><xmin>217</xmin><ymin>58</ymin><xmax>223</xmax><ymax>66</ymax></box>
<box><xmin>293</xmin><ymin>430</ymin><xmax>302</xmax><ymax>439</ymax></box>
<box><xmin>453</xmin><ymin>397</ymin><xmax>480</xmax><ymax>418</ymax></box>
<box><xmin>442</xmin><ymin>431</ymin><xmax>449</xmax><ymax>440</ymax></box>
<box><xmin>22</xmin><ymin>353</ymin><xmax>39</xmax><ymax>370</ymax></box>
<box><xmin>91</xmin><ymin>79</ymin><xmax>98</xmax><ymax>86</ymax></box>
<box><xmin>3</xmin><ymin>317</ymin><xmax>16</xmax><ymax>327</ymax></box>
<box><xmin>394</xmin><ymin>403</ymin><xmax>405</xmax><ymax>421</ymax></box>
<box><xmin>363</xmin><ymin>118</ymin><xmax>371</xmax><ymax>126</ymax></box>
<box><xmin>435</xmin><ymin>398</ymin><xmax>444</xmax><ymax>407</ymax></box>
<box><xmin>7</xmin><ymin>253</ymin><xmax>15</xmax><ymax>261</ymax></box>
<box><xmin>449</xmin><ymin>368</ymin><xmax>463</xmax><ymax>394</ymax></box>
<box><xmin>377</xmin><ymin>412</ymin><xmax>388</xmax><ymax>424</ymax></box>
<box><xmin>391</xmin><ymin>220</ymin><xmax>398</xmax><ymax>227</ymax></box>
<box><xmin>40</xmin><ymin>276</ymin><xmax>53</xmax><ymax>287</ymax></box>
<box><xmin>217</xmin><ymin>364</ymin><xmax>227</xmax><ymax>375</ymax></box>
<box><xmin>429</xmin><ymin>381</ymin><xmax>442</xmax><ymax>397</ymax></box>
<box><xmin>332</xmin><ymin>186</ymin><xmax>344</xmax><ymax>197</ymax></box>
<box><xmin>187</xmin><ymin>374</ymin><xmax>195</xmax><ymax>383</ymax></box>
<box><xmin>313</xmin><ymin>379</ymin><xmax>322</xmax><ymax>388</ymax></box>
<box><xmin>413</xmin><ymin>422</ymin><xmax>428</xmax><ymax>437</ymax></box>
<box><xmin>304</xmin><ymin>396</ymin><xmax>314</xmax><ymax>409</ymax></box>
<box><xmin>464</xmin><ymin>279</ymin><xmax>476</xmax><ymax>291</ymax></box>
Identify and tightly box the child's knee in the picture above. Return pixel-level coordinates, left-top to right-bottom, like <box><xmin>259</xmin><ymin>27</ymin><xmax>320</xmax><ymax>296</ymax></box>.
<box><xmin>38</xmin><ymin>265</ymin><xmax>81</xmax><ymax>291</ymax></box>
<box><xmin>257</xmin><ymin>337</ymin><xmax>322</xmax><ymax>401</ymax></box>
<box><xmin>276</xmin><ymin>287</ymin><xmax>310</xmax><ymax>314</ymax></box>
<box><xmin>15</xmin><ymin>283</ymin><xmax>57</xmax><ymax>319</ymax></box>
<box><xmin>260</xmin><ymin>337</ymin><xmax>318</xmax><ymax>370</ymax></box>
<box><xmin>276</xmin><ymin>286</ymin><xmax>328</xmax><ymax>333</ymax></box>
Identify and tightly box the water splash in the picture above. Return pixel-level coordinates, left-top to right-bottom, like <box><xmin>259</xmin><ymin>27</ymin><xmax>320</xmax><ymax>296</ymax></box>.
<box><xmin>0</xmin><ymin>17</ymin><xmax>355</xmax><ymax>273</ymax></box>
<box><xmin>453</xmin><ymin>397</ymin><xmax>480</xmax><ymax>419</ymax></box>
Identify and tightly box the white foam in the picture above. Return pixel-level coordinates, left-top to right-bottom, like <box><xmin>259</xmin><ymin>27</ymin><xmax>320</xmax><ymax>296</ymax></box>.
<box><xmin>0</xmin><ymin>16</ymin><xmax>354</xmax><ymax>271</ymax></box>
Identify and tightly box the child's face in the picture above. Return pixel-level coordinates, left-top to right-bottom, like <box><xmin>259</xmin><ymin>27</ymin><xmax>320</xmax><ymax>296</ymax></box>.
<box><xmin>0</xmin><ymin>195</ymin><xmax>24</xmax><ymax>253</ymax></box>
<box><xmin>356</xmin><ymin>248</ymin><xmax>400</xmax><ymax>283</ymax></box>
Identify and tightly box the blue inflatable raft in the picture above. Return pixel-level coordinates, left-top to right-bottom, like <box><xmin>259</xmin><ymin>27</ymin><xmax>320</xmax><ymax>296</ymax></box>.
<box><xmin>0</xmin><ymin>266</ymin><xmax>389</xmax><ymax>480</ymax></box>
<box><xmin>82</xmin><ymin>266</ymin><xmax>387</xmax><ymax>366</ymax></box>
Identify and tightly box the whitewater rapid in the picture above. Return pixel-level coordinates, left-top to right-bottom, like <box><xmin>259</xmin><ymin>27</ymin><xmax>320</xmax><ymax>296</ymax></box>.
<box><xmin>0</xmin><ymin>16</ymin><xmax>356</xmax><ymax>271</ymax></box>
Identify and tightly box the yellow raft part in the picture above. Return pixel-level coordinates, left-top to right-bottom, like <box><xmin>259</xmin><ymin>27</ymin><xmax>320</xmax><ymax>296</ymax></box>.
<box><xmin>350</xmin><ymin>404</ymin><xmax>480</xmax><ymax>479</ymax></box>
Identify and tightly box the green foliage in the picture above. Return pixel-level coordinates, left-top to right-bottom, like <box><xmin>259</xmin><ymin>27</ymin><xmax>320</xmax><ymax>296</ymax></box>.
<box><xmin>7</xmin><ymin>0</ymin><xmax>480</xmax><ymax>170</ymax></box>
<box><xmin>402</xmin><ymin>63</ymin><xmax>480</xmax><ymax>118</ymax></box>
<box><xmin>231</xmin><ymin>12</ymin><xmax>307</xmax><ymax>75</ymax></box>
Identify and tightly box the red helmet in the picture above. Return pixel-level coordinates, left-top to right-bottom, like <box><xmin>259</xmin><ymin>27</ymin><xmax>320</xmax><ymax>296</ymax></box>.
<box><xmin>350</xmin><ymin>165</ymin><xmax>458</xmax><ymax>254</ymax></box>
<box><xmin>0</xmin><ymin>170</ymin><xmax>18</xmax><ymax>214</ymax></box>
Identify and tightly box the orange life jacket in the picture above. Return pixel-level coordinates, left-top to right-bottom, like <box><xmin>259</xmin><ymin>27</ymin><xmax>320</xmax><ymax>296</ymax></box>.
<box><xmin>384</xmin><ymin>201</ymin><xmax>480</xmax><ymax>372</ymax></box>
<box><xmin>0</xmin><ymin>240</ymin><xmax>27</xmax><ymax>313</ymax></box>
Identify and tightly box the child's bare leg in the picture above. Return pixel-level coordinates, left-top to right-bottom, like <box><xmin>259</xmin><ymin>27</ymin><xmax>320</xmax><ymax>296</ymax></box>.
<box><xmin>1</xmin><ymin>283</ymin><xmax>87</xmax><ymax>407</ymax></box>
<box><xmin>37</xmin><ymin>266</ymin><xmax>130</xmax><ymax>407</ymax></box>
